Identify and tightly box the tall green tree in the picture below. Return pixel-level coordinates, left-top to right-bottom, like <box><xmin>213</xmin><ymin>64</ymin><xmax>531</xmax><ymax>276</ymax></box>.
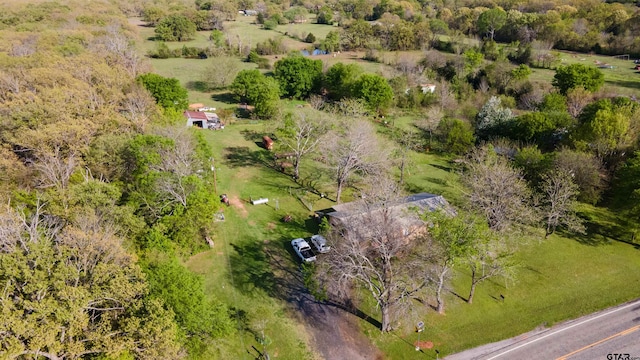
<box><xmin>274</xmin><ymin>55</ymin><xmax>323</xmax><ymax>99</ymax></box>
<box><xmin>0</xmin><ymin>205</ymin><xmax>182</xmax><ymax>359</ymax></box>
<box><xmin>324</xmin><ymin>62</ymin><xmax>362</xmax><ymax>100</ymax></box>
<box><xmin>137</xmin><ymin>73</ymin><xmax>189</xmax><ymax>111</ymax></box>
<box><xmin>155</xmin><ymin>14</ymin><xmax>197</xmax><ymax>42</ymax></box>
<box><xmin>477</xmin><ymin>8</ymin><xmax>507</xmax><ymax>40</ymax></box>
<box><xmin>351</xmin><ymin>74</ymin><xmax>394</xmax><ymax>112</ymax></box>
<box><xmin>552</xmin><ymin>64</ymin><xmax>604</xmax><ymax>95</ymax></box>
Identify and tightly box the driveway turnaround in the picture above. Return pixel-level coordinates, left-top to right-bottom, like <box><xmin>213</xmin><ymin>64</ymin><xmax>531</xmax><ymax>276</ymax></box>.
<box><xmin>446</xmin><ymin>299</ymin><xmax>640</xmax><ymax>360</ymax></box>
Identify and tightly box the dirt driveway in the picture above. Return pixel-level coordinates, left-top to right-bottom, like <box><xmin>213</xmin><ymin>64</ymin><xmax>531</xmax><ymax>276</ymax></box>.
<box><xmin>263</xmin><ymin>246</ymin><xmax>384</xmax><ymax>360</ymax></box>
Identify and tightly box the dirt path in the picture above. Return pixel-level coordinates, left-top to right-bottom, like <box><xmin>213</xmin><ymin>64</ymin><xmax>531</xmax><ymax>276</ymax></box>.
<box><xmin>264</xmin><ymin>246</ymin><xmax>384</xmax><ymax>360</ymax></box>
<box><xmin>227</xmin><ymin>195</ymin><xmax>248</xmax><ymax>218</ymax></box>
<box><xmin>299</xmin><ymin>299</ymin><xmax>385</xmax><ymax>360</ymax></box>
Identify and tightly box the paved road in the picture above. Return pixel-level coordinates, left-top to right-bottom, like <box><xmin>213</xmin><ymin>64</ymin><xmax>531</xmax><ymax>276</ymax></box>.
<box><xmin>446</xmin><ymin>299</ymin><xmax>640</xmax><ymax>360</ymax></box>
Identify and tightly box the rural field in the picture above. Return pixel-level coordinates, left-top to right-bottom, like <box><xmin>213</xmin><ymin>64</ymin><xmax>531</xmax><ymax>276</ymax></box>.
<box><xmin>134</xmin><ymin>12</ymin><xmax>640</xmax><ymax>360</ymax></box>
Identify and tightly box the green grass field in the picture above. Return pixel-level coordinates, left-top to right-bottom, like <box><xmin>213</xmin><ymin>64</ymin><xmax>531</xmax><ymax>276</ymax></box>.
<box><xmin>528</xmin><ymin>51</ymin><xmax>640</xmax><ymax>96</ymax></box>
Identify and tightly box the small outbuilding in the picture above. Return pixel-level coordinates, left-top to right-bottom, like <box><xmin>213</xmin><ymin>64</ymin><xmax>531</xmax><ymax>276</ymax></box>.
<box><xmin>184</xmin><ymin>111</ymin><xmax>222</xmax><ymax>129</ymax></box>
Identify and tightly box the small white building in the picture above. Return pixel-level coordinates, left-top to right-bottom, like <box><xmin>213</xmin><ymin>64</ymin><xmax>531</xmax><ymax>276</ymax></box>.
<box><xmin>184</xmin><ymin>111</ymin><xmax>222</xmax><ymax>129</ymax></box>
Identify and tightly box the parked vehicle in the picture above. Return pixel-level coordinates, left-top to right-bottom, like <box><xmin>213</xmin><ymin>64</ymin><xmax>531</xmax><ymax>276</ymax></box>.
<box><xmin>310</xmin><ymin>235</ymin><xmax>330</xmax><ymax>253</ymax></box>
<box><xmin>291</xmin><ymin>238</ymin><xmax>316</xmax><ymax>262</ymax></box>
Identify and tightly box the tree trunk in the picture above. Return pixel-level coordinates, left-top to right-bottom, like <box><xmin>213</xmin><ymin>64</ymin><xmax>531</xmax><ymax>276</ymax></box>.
<box><xmin>468</xmin><ymin>267</ymin><xmax>477</xmax><ymax>304</ymax></box>
<box><xmin>399</xmin><ymin>154</ymin><xmax>406</xmax><ymax>185</ymax></box>
<box><xmin>381</xmin><ymin>304</ymin><xmax>391</xmax><ymax>332</ymax></box>
<box><xmin>468</xmin><ymin>281</ymin><xmax>477</xmax><ymax>304</ymax></box>
<box><xmin>436</xmin><ymin>271</ymin><xmax>446</xmax><ymax>314</ymax></box>
<box><xmin>336</xmin><ymin>179</ymin><xmax>344</xmax><ymax>203</ymax></box>
<box><xmin>294</xmin><ymin>159</ymin><xmax>300</xmax><ymax>180</ymax></box>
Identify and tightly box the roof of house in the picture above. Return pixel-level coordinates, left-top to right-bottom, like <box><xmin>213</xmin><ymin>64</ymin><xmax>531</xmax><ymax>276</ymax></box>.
<box><xmin>319</xmin><ymin>193</ymin><xmax>453</xmax><ymax>227</ymax></box>
<box><xmin>184</xmin><ymin>111</ymin><xmax>208</xmax><ymax>121</ymax></box>
<box><xmin>318</xmin><ymin>193</ymin><xmax>454</xmax><ymax>237</ymax></box>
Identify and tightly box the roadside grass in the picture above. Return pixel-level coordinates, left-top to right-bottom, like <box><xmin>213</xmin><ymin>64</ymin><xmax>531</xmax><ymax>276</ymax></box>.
<box><xmin>367</xmin><ymin>208</ymin><xmax>640</xmax><ymax>359</ymax></box>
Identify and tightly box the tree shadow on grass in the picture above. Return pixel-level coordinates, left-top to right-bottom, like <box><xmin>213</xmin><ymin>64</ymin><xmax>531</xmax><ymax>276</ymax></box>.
<box><xmin>211</xmin><ymin>91</ymin><xmax>237</xmax><ymax>104</ymax></box>
<box><xmin>224</xmin><ymin>146</ymin><xmax>268</xmax><ymax>168</ymax></box>
<box><xmin>186</xmin><ymin>80</ymin><xmax>209</xmax><ymax>92</ymax></box>
<box><xmin>604</xmin><ymin>79</ymin><xmax>640</xmax><ymax>91</ymax></box>
<box><xmin>228</xmin><ymin>230</ymin><xmax>382</xmax><ymax>330</ymax></box>
<box><xmin>559</xmin><ymin>210</ymin><xmax>640</xmax><ymax>248</ymax></box>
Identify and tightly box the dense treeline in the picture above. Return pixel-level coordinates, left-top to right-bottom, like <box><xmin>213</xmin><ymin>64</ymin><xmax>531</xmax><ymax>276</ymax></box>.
<box><xmin>0</xmin><ymin>1</ymin><xmax>235</xmax><ymax>358</ymax></box>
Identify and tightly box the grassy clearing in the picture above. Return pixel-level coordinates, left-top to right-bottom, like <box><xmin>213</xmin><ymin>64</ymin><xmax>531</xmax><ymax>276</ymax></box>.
<box><xmin>527</xmin><ymin>51</ymin><xmax>640</xmax><ymax>96</ymax></box>
<box><xmin>185</xmin><ymin>122</ymin><xmax>325</xmax><ymax>359</ymax></box>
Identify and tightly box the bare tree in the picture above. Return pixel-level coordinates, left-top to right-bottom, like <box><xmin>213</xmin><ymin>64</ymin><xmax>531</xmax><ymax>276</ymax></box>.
<box><xmin>541</xmin><ymin>169</ymin><xmax>585</xmax><ymax>238</ymax></box>
<box><xmin>462</xmin><ymin>145</ymin><xmax>538</xmax><ymax>231</ymax></box>
<box><xmin>277</xmin><ymin>108</ymin><xmax>329</xmax><ymax>179</ymax></box>
<box><xmin>121</xmin><ymin>84</ymin><xmax>157</xmax><ymax>132</ymax></box>
<box><xmin>324</xmin><ymin>120</ymin><xmax>389</xmax><ymax>203</ymax></box>
<box><xmin>416</xmin><ymin>107</ymin><xmax>444</xmax><ymax>149</ymax></box>
<box><xmin>203</xmin><ymin>56</ymin><xmax>242</xmax><ymax>89</ymax></box>
<box><xmin>32</xmin><ymin>147</ymin><xmax>78</xmax><ymax>189</ymax></box>
<box><xmin>318</xmin><ymin>178</ymin><xmax>426</xmax><ymax>331</ymax></box>
<box><xmin>566</xmin><ymin>87</ymin><xmax>592</xmax><ymax>118</ymax></box>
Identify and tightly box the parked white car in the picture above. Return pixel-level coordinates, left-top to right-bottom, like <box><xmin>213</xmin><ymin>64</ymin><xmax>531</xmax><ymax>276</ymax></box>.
<box><xmin>291</xmin><ymin>238</ymin><xmax>316</xmax><ymax>262</ymax></box>
<box><xmin>310</xmin><ymin>235</ymin><xmax>330</xmax><ymax>253</ymax></box>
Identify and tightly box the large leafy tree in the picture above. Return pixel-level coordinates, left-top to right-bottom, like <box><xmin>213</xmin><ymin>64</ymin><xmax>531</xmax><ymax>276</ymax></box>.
<box><xmin>137</xmin><ymin>73</ymin><xmax>189</xmax><ymax>111</ymax></box>
<box><xmin>477</xmin><ymin>8</ymin><xmax>507</xmax><ymax>40</ymax></box>
<box><xmin>573</xmin><ymin>97</ymin><xmax>638</xmax><ymax>157</ymax></box>
<box><xmin>552</xmin><ymin>64</ymin><xmax>604</xmax><ymax>95</ymax></box>
<box><xmin>155</xmin><ymin>14</ymin><xmax>197</xmax><ymax>42</ymax></box>
<box><xmin>274</xmin><ymin>55</ymin><xmax>323</xmax><ymax>99</ymax></box>
<box><xmin>351</xmin><ymin>74</ymin><xmax>394</xmax><ymax>112</ymax></box>
<box><xmin>324</xmin><ymin>63</ymin><xmax>362</xmax><ymax>100</ymax></box>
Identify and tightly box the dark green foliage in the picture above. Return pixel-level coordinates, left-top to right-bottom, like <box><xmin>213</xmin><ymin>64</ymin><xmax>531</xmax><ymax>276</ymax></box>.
<box><xmin>305</xmin><ymin>32</ymin><xmax>316</xmax><ymax>43</ymax></box>
<box><xmin>438</xmin><ymin>118</ymin><xmax>475</xmax><ymax>154</ymax></box>
<box><xmin>255</xmin><ymin>37</ymin><xmax>286</xmax><ymax>55</ymax></box>
<box><xmin>514</xmin><ymin>145</ymin><xmax>552</xmax><ymax>186</ymax></box>
<box><xmin>351</xmin><ymin>73</ymin><xmax>394</xmax><ymax>112</ymax></box>
<box><xmin>477</xmin><ymin>8</ymin><xmax>507</xmax><ymax>40</ymax></box>
<box><xmin>136</xmin><ymin>73</ymin><xmax>189</xmax><ymax>111</ymax></box>
<box><xmin>263</xmin><ymin>19</ymin><xmax>278</xmax><ymax>30</ymax></box>
<box><xmin>251</xmin><ymin>77</ymin><xmax>281</xmax><ymax>118</ymax></box>
<box><xmin>274</xmin><ymin>55</ymin><xmax>323</xmax><ymax>99</ymax></box>
<box><xmin>144</xmin><ymin>257</ymin><xmax>234</xmax><ymax>337</ymax></box>
<box><xmin>316</xmin><ymin>6</ymin><xmax>333</xmax><ymax>24</ymax></box>
<box><xmin>247</xmin><ymin>51</ymin><xmax>270</xmax><ymax>69</ymax></box>
<box><xmin>155</xmin><ymin>14</ymin><xmax>197</xmax><ymax>42</ymax></box>
<box><xmin>540</xmin><ymin>93</ymin><xmax>567</xmax><ymax>112</ymax></box>
<box><xmin>324</xmin><ymin>62</ymin><xmax>362</xmax><ymax>100</ymax></box>
<box><xmin>552</xmin><ymin>64</ymin><xmax>604</xmax><ymax>95</ymax></box>
<box><xmin>230</xmin><ymin>69</ymin><xmax>263</xmax><ymax>102</ymax></box>
<box><xmin>320</xmin><ymin>31</ymin><xmax>341</xmax><ymax>53</ymax></box>
<box><xmin>611</xmin><ymin>151</ymin><xmax>640</xmax><ymax>214</ymax></box>
<box><xmin>231</xmin><ymin>70</ymin><xmax>280</xmax><ymax>118</ymax></box>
